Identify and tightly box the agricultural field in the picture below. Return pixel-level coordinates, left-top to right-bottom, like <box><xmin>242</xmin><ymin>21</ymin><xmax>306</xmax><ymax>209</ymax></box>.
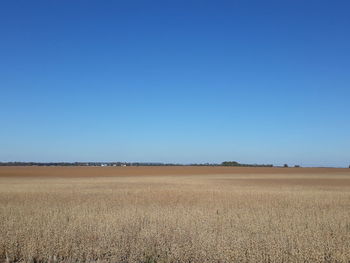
<box><xmin>0</xmin><ymin>166</ymin><xmax>349</xmax><ymax>263</ymax></box>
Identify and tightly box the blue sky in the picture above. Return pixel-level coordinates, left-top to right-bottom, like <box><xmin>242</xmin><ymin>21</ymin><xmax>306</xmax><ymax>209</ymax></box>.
<box><xmin>1</xmin><ymin>1</ymin><xmax>349</xmax><ymax>166</ymax></box>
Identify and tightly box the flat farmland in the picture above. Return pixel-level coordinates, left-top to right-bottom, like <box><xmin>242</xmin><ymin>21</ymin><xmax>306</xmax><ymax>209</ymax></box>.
<box><xmin>0</xmin><ymin>167</ymin><xmax>349</xmax><ymax>262</ymax></box>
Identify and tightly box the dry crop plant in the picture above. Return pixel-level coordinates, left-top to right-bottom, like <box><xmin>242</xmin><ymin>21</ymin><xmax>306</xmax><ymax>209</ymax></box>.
<box><xmin>0</xmin><ymin>173</ymin><xmax>350</xmax><ymax>263</ymax></box>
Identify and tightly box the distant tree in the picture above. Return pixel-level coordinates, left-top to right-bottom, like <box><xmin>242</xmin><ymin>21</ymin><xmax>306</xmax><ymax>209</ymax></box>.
<box><xmin>284</xmin><ymin>164</ymin><xmax>288</xmax><ymax>168</ymax></box>
<box><xmin>294</xmin><ymin>165</ymin><xmax>300</xmax><ymax>168</ymax></box>
<box><xmin>221</xmin><ymin>161</ymin><xmax>240</xmax><ymax>166</ymax></box>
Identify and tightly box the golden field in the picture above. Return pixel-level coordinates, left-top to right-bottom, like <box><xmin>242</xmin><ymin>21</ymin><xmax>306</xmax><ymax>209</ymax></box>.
<box><xmin>0</xmin><ymin>167</ymin><xmax>349</xmax><ymax>263</ymax></box>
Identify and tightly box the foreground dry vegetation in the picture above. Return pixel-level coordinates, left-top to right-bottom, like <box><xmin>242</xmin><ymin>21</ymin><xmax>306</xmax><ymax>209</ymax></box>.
<box><xmin>0</xmin><ymin>167</ymin><xmax>349</xmax><ymax>263</ymax></box>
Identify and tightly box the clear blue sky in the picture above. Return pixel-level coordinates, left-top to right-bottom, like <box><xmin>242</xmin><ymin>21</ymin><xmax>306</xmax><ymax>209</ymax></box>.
<box><xmin>1</xmin><ymin>1</ymin><xmax>349</xmax><ymax>166</ymax></box>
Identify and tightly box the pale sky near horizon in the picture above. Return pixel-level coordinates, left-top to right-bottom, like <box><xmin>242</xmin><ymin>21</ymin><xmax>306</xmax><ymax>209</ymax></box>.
<box><xmin>1</xmin><ymin>1</ymin><xmax>349</xmax><ymax>167</ymax></box>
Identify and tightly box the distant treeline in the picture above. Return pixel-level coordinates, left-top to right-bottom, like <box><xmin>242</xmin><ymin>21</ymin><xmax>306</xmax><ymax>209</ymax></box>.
<box><xmin>221</xmin><ymin>161</ymin><xmax>273</xmax><ymax>167</ymax></box>
<box><xmin>0</xmin><ymin>161</ymin><xmax>273</xmax><ymax>167</ymax></box>
<box><xmin>0</xmin><ymin>162</ymin><xmax>182</xmax><ymax>167</ymax></box>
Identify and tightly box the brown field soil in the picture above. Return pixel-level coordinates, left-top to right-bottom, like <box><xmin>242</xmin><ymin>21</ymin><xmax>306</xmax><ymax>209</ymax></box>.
<box><xmin>0</xmin><ymin>166</ymin><xmax>349</xmax><ymax>178</ymax></box>
<box><xmin>1</xmin><ymin>167</ymin><xmax>350</xmax><ymax>262</ymax></box>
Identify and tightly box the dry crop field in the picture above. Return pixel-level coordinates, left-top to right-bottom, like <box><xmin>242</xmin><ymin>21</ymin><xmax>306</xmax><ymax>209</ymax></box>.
<box><xmin>0</xmin><ymin>167</ymin><xmax>349</xmax><ymax>263</ymax></box>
